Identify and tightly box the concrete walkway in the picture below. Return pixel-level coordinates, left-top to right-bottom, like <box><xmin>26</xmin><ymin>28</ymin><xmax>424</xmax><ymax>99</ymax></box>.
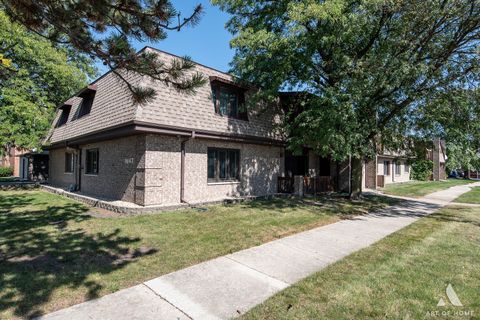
<box><xmin>39</xmin><ymin>182</ymin><xmax>480</xmax><ymax>320</ymax></box>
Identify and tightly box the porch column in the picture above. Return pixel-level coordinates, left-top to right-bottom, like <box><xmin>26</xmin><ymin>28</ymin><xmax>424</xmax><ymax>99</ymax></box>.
<box><xmin>294</xmin><ymin>175</ymin><xmax>304</xmax><ymax>197</ymax></box>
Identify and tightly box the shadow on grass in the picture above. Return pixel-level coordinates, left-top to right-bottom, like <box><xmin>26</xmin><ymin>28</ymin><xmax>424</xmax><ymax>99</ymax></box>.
<box><xmin>427</xmin><ymin>209</ymin><xmax>480</xmax><ymax>227</ymax></box>
<box><xmin>0</xmin><ymin>193</ymin><xmax>156</xmax><ymax>319</ymax></box>
<box><xmin>236</xmin><ymin>194</ymin><xmax>400</xmax><ymax>219</ymax></box>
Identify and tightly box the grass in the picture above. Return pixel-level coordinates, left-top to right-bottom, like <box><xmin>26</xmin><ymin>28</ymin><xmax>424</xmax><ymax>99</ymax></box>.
<box><xmin>0</xmin><ymin>190</ymin><xmax>396</xmax><ymax>319</ymax></box>
<box><xmin>382</xmin><ymin>178</ymin><xmax>476</xmax><ymax>198</ymax></box>
<box><xmin>454</xmin><ymin>187</ymin><xmax>480</xmax><ymax>204</ymax></box>
<box><xmin>241</xmin><ymin>205</ymin><xmax>480</xmax><ymax>320</ymax></box>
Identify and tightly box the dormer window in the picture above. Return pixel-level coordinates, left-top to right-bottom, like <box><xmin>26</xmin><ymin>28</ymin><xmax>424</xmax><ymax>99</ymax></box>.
<box><xmin>55</xmin><ymin>104</ymin><xmax>71</xmax><ymax>127</ymax></box>
<box><xmin>211</xmin><ymin>77</ymin><xmax>248</xmax><ymax>121</ymax></box>
<box><xmin>77</xmin><ymin>85</ymin><xmax>97</xmax><ymax>118</ymax></box>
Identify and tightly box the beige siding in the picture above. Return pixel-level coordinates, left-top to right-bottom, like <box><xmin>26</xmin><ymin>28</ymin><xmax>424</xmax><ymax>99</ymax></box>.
<box><xmin>377</xmin><ymin>157</ymin><xmax>410</xmax><ymax>184</ymax></box>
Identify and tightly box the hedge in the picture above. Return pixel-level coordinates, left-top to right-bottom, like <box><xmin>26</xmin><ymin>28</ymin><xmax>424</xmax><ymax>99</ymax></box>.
<box><xmin>411</xmin><ymin>159</ymin><xmax>433</xmax><ymax>181</ymax></box>
<box><xmin>0</xmin><ymin>166</ymin><xmax>13</xmax><ymax>177</ymax></box>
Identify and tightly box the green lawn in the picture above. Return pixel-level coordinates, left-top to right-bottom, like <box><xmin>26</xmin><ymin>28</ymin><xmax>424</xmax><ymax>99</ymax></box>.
<box><xmin>0</xmin><ymin>190</ymin><xmax>395</xmax><ymax>319</ymax></box>
<box><xmin>454</xmin><ymin>186</ymin><xmax>480</xmax><ymax>204</ymax></box>
<box><xmin>242</xmin><ymin>205</ymin><xmax>480</xmax><ymax>320</ymax></box>
<box><xmin>382</xmin><ymin>178</ymin><xmax>476</xmax><ymax>198</ymax></box>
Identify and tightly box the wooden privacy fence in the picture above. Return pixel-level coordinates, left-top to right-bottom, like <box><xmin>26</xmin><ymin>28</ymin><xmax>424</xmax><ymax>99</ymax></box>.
<box><xmin>277</xmin><ymin>177</ymin><xmax>294</xmax><ymax>193</ymax></box>
<box><xmin>377</xmin><ymin>175</ymin><xmax>385</xmax><ymax>188</ymax></box>
<box><xmin>304</xmin><ymin>176</ymin><xmax>335</xmax><ymax>194</ymax></box>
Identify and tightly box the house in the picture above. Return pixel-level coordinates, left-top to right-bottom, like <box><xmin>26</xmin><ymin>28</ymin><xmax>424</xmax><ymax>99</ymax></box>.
<box><xmin>44</xmin><ymin>48</ymin><xmax>358</xmax><ymax>206</ymax></box>
<box><xmin>363</xmin><ymin>150</ymin><xmax>411</xmax><ymax>189</ymax></box>
<box><xmin>45</xmin><ymin>47</ymin><xmax>296</xmax><ymax>206</ymax></box>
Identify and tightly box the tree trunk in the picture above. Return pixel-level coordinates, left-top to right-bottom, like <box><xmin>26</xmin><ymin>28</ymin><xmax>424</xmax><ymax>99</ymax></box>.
<box><xmin>350</xmin><ymin>157</ymin><xmax>363</xmax><ymax>198</ymax></box>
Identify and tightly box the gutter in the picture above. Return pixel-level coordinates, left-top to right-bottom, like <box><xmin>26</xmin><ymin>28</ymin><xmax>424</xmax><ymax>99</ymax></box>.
<box><xmin>44</xmin><ymin>121</ymin><xmax>284</xmax><ymax>150</ymax></box>
<box><xmin>180</xmin><ymin>131</ymin><xmax>195</xmax><ymax>203</ymax></box>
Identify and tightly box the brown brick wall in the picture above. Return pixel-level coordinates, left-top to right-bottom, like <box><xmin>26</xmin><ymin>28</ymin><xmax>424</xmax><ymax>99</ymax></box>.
<box><xmin>49</xmin><ymin>135</ymin><xmax>146</xmax><ymax>204</ymax></box>
<box><xmin>49</xmin><ymin>148</ymin><xmax>77</xmax><ymax>188</ymax></box>
<box><xmin>143</xmin><ymin>134</ymin><xmax>284</xmax><ymax>206</ymax></box>
<box><xmin>364</xmin><ymin>159</ymin><xmax>377</xmax><ymax>189</ymax></box>
<box><xmin>79</xmin><ymin>135</ymin><xmax>145</xmax><ymax>203</ymax></box>
<box><xmin>50</xmin><ymin>134</ymin><xmax>284</xmax><ymax>207</ymax></box>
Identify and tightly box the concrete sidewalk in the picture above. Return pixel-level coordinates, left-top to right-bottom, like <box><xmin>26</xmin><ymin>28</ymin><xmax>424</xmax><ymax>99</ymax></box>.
<box><xmin>39</xmin><ymin>182</ymin><xmax>480</xmax><ymax>320</ymax></box>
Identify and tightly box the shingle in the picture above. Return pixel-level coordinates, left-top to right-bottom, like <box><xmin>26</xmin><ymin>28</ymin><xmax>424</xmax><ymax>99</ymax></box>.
<box><xmin>46</xmin><ymin>48</ymin><xmax>283</xmax><ymax>145</ymax></box>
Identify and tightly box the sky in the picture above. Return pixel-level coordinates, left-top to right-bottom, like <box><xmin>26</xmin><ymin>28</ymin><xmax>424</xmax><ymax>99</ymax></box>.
<box><xmin>96</xmin><ymin>1</ymin><xmax>235</xmax><ymax>74</ymax></box>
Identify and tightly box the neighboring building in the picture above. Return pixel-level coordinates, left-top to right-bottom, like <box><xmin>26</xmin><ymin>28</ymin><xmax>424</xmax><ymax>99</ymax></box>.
<box><xmin>362</xmin><ymin>150</ymin><xmax>411</xmax><ymax>190</ymax></box>
<box><xmin>0</xmin><ymin>147</ymin><xmax>29</xmax><ymax>178</ymax></box>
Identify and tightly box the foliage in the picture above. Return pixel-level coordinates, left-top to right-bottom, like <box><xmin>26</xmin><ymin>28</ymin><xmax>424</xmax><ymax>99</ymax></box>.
<box><xmin>0</xmin><ymin>166</ymin><xmax>13</xmax><ymax>177</ymax></box>
<box><xmin>414</xmin><ymin>88</ymin><xmax>480</xmax><ymax>172</ymax></box>
<box><xmin>213</xmin><ymin>0</ymin><xmax>480</xmax><ymax>162</ymax></box>
<box><xmin>1</xmin><ymin>0</ymin><xmax>207</xmax><ymax>103</ymax></box>
<box><xmin>411</xmin><ymin>160</ymin><xmax>433</xmax><ymax>181</ymax></box>
<box><xmin>0</xmin><ymin>11</ymin><xmax>95</xmax><ymax>153</ymax></box>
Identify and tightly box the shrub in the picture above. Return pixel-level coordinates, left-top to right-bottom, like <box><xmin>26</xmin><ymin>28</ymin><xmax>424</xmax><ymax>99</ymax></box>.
<box><xmin>411</xmin><ymin>160</ymin><xmax>433</xmax><ymax>181</ymax></box>
<box><xmin>0</xmin><ymin>166</ymin><xmax>13</xmax><ymax>177</ymax></box>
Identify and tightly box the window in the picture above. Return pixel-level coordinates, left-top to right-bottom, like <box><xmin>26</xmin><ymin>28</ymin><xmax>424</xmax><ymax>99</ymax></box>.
<box><xmin>85</xmin><ymin>148</ymin><xmax>99</xmax><ymax>175</ymax></box>
<box><xmin>395</xmin><ymin>162</ymin><xmax>401</xmax><ymax>175</ymax></box>
<box><xmin>207</xmin><ymin>148</ymin><xmax>240</xmax><ymax>182</ymax></box>
<box><xmin>212</xmin><ymin>83</ymin><xmax>247</xmax><ymax>120</ymax></box>
<box><xmin>405</xmin><ymin>163</ymin><xmax>410</xmax><ymax>173</ymax></box>
<box><xmin>383</xmin><ymin>161</ymin><xmax>390</xmax><ymax>175</ymax></box>
<box><xmin>65</xmin><ymin>152</ymin><xmax>74</xmax><ymax>173</ymax></box>
<box><xmin>78</xmin><ymin>91</ymin><xmax>95</xmax><ymax>118</ymax></box>
<box><xmin>56</xmin><ymin>105</ymin><xmax>71</xmax><ymax>127</ymax></box>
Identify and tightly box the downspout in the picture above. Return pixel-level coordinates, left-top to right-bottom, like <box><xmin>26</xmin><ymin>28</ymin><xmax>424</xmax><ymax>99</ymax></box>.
<box><xmin>180</xmin><ymin>131</ymin><xmax>195</xmax><ymax>203</ymax></box>
<box><xmin>78</xmin><ymin>148</ymin><xmax>82</xmax><ymax>191</ymax></box>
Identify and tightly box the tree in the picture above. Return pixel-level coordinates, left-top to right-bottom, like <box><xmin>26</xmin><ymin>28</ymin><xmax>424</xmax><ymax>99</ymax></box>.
<box><xmin>213</xmin><ymin>0</ymin><xmax>480</xmax><ymax>194</ymax></box>
<box><xmin>0</xmin><ymin>11</ymin><xmax>96</xmax><ymax>154</ymax></box>
<box><xmin>417</xmin><ymin>88</ymin><xmax>480</xmax><ymax>173</ymax></box>
<box><xmin>0</xmin><ymin>0</ymin><xmax>206</xmax><ymax>103</ymax></box>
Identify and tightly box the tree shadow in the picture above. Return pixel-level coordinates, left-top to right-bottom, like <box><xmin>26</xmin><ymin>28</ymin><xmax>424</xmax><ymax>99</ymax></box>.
<box><xmin>426</xmin><ymin>208</ymin><xmax>480</xmax><ymax>227</ymax></box>
<box><xmin>236</xmin><ymin>194</ymin><xmax>400</xmax><ymax>219</ymax></box>
<box><xmin>0</xmin><ymin>193</ymin><xmax>156</xmax><ymax>319</ymax></box>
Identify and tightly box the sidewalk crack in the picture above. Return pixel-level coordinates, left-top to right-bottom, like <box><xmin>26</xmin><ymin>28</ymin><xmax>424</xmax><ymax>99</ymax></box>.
<box><xmin>142</xmin><ymin>283</ymin><xmax>193</xmax><ymax>320</ymax></box>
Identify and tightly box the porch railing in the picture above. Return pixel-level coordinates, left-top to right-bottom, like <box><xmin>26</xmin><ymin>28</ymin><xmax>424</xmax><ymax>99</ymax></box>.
<box><xmin>304</xmin><ymin>176</ymin><xmax>334</xmax><ymax>194</ymax></box>
<box><xmin>277</xmin><ymin>177</ymin><xmax>294</xmax><ymax>193</ymax></box>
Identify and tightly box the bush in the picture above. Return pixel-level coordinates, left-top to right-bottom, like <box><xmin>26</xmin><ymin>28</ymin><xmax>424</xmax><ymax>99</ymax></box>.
<box><xmin>0</xmin><ymin>166</ymin><xmax>13</xmax><ymax>177</ymax></box>
<box><xmin>411</xmin><ymin>160</ymin><xmax>433</xmax><ymax>181</ymax></box>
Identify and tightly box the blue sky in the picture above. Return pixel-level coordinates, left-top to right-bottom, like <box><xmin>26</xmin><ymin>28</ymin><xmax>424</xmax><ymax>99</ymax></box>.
<box><xmin>96</xmin><ymin>1</ymin><xmax>234</xmax><ymax>74</ymax></box>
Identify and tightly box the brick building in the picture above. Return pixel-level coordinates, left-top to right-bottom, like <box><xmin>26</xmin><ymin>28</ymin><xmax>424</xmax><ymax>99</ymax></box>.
<box><xmin>45</xmin><ymin>47</ymin><xmax>289</xmax><ymax>206</ymax></box>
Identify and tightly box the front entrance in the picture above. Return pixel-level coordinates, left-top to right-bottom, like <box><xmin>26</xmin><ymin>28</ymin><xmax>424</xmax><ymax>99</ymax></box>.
<box><xmin>285</xmin><ymin>149</ymin><xmax>308</xmax><ymax>177</ymax></box>
<box><xmin>20</xmin><ymin>157</ymin><xmax>28</xmax><ymax>180</ymax></box>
